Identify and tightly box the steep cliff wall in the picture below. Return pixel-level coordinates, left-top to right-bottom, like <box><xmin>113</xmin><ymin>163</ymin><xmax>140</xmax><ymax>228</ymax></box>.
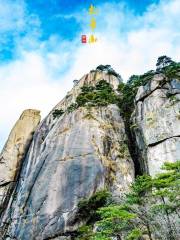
<box><xmin>0</xmin><ymin>70</ymin><xmax>134</xmax><ymax>239</ymax></box>
<box><xmin>0</xmin><ymin>65</ymin><xmax>179</xmax><ymax>240</ymax></box>
<box><xmin>0</xmin><ymin>110</ymin><xmax>41</xmax><ymax>210</ymax></box>
<box><xmin>132</xmin><ymin>74</ymin><xmax>180</xmax><ymax>176</ymax></box>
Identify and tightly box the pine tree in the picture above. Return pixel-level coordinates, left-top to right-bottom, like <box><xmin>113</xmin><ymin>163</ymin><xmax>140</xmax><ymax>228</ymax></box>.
<box><xmin>75</xmin><ymin>161</ymin><xmax>180</xmax><ymax>240</ymax></box>
<box><xmin>151</xmin><ymin>161</ymin><xmax>180</xmax><ymax>240</ymax></box>
<box><xmin>156</xmin><ymin>56</ymin><xmax>174</xmax><ymax>70</ymax></box>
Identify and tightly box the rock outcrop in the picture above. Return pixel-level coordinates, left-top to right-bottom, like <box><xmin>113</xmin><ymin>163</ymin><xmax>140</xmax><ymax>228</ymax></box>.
<box><xmin>0</xmin><ymin>66</ymin><xmax>179</xmax><ymax>239</ymax></box>
<box><xmin>0</xmin><ymin>109</ymin><xmax>41</xmax><ymax>209</ymax></box>
<box><xmin>132</xmin><ymin>74</ymin><xmax>180</xmax><ymax>176</ymax></box>
<box><xmin>0</xmin><ymin>70</ymin><xmax>134</xmax><ymax>239</ymax></box>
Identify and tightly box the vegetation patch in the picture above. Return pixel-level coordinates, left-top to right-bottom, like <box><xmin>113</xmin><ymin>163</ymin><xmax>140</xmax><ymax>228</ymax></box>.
<box><xmin>56</xmin><ymin>80</ymin><xmax>118</xmax><ymax>117</ymax></box>
<box><xmin>168</xmin><ymin>95</ymin><xmax>180</xmax><ymax>106</ymax></box>
<box><xmin>75</xmin><ymin>190</ymin><xmax>110</xmax><ymax>223</ymax></box>
<box><xmin>76</xmin><ymin>80</ymin><xmax>118</xmax><ymax>107</ymax></box>
<box><xmin>75</xmin><ymin>161</ymin><xmax>180</xmax><ymax>240</ymax></box>
<box><xmin>67</xmin><ymin>103</ymin><xmax>78</xmax><ymax>113</ymax></box>
<box><xmin>96</xmin><ymin>65</ymin><xmax>121</xmax><ymax>79</ymax></box>
<box><xmin>117</xmin><ymin>71</ymin><xmax>154</xmax><ymax>119</ymax></box>
<box><xmin>117</xmin><ymin>56</ymin><xmax>180</xmax><ymax>120</ymax></box>
<box><xmin>52</xmin><ymin>109</ymin><xmax>64</xmax><ymax>119</ymax></box>
<box><xmin>53</xmin><ymin>57</ymin><xmax>180</xmax><ymax>121</ymax></box>
<box><xmin>118</xmin><ymin>144</ymin><xmax>129</xmax><ymax>158</ymax></box>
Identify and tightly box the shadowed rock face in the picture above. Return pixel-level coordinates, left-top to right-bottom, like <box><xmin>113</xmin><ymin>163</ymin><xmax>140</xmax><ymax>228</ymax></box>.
<box><xmin>0</xmin><ymin>109</ymin><xmax>41</xmax><ymax>209</ymax></box>
<box><xmin>132</xmin><ymin>74</ymin><xmax>180</xmax><ymax>176</ymax></box>
<box><xmin>0</xmin><ymin>70</ymin><xmax>134</xmax><ymax>239</ymax></box>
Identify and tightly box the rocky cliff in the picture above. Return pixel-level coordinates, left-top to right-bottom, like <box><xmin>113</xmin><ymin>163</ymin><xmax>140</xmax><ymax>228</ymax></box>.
<box><xmin>0</xmin><ymin>110</ymin><xmax>40</xmax><ymax>210</ymax></box>
<box><xmin>132</xmin><ymin>73</ymin><xmax>180</xmax><ymax>176</ymax></box>
<box><xmin>0</xmin><ymin>65</ymin><xmax>179</xmax><ymax>240</ymax></box>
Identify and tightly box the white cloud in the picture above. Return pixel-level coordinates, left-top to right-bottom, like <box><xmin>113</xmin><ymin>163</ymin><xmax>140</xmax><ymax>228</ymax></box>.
<box><xmin>0</xmin><ymin>0</ymin><xmax>180</xmax><ymax>150</ymax></box>
<box><xmin>0</xmin><ymin>0</ymin><xmax>25</xmax><ymax>32</ymax></box>
<box><xmin>58</xmin><ymin>0</ymin><xmax>180</xmax><ymax>83</ymax></box>
<box><xmin>0</xmin><ymin>51</ymin><xmax>73</xmax><ymax>149</ymax></box>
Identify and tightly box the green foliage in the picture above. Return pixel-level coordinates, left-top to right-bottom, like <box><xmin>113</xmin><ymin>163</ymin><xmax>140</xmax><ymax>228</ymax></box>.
<box><xmin>76</xmin><ymin>161</ymin><xmax>180</xmax><ymax>240</ymax></box>
<box><xmin>67</xmin><ymin>103</ymin><xmax>78</xmax><ymax>113</ymax></box>
<box><xmin>76</xmin><ymin>80</ymin><xmax>118</xmax><ymax>108</ymax></box>
<box><xmin>59</xmin><ymin>57</ymin><xmax>180</xmax><ymax>120</ymax></box>
<box><xmin>157</xmin><ymin>61</ymin><xmax>180</xmax><ymax>80</ymax></box>
<box><xmin>96</xmin><ymin>65</ymin><xmax>121</xmax><ymax>78</ymax></box>
<box><xmin>163</xmin><ymin>62</ymin><xmax>180</xmax><ymax>78</ymax></box>
<box><xmin>92</xmin><ymin>236</ymin><xmax>110</xmax><ymax>240</ymax></box>
<box><xmin>117</xmin><ymin>71</ymin><xmax>154</xmax><ymax>119</ymax></box>
<box><xmin>126</xmin><ymin>175</ymin><xmax>152</xmax><ymax>205</ymax></box>
<box><xmin>155</xmin><ymin>56</ymin><xmax>180</xmax><ymax>80</ymax></box>
<box><xmin>117</xmin><ymin>57</ymin><xmax>180</xmax><ymax>121</ymax></box>
<box><xmin>152</xmin><ymin>161</ymin><xmax>180</xmax><ymax>215</ymax></box>
<box><xmin>156</xmin><ymin>56</ymin><xmax>175</xmax><ymax>70</ymax></box>
<box><xmin>74</xmin><ymin>190</ymin><xmax>111</xmax><ymax>240</ymax></box>
<box><xmin>75</xmin><ymin>225</ymin><xmax>94</xmax><ymax>240</ymax></box>
<box><xmin>126</xmin><ymin>228</ymin><xmax>142</xmax><ymax>240</ymax></box>
<box><xmin>81</xmin><ymin>85</ymin><xmax>95</xmax><ymax>92</ymax></box>
<box><xmin>52</xmin><ymin>109</ymin><xmax>64</xmax><ymax>119</ymax></box>
<box><xmin>166</xmin><ymin>95</ymin><xmax>180</xmax><ymax>106</ymax></box>
<box><xmin>75</xmin><ymin>190</ymin><xmax>110</xmax><ymax>223</ymax></box>
<box><xmin>96</xmin><ymin>65</ymin><xmax>111</xmax><ymax>71</ymax></box>
<box><xmin>95</xmin><ymin>205</ymin><xmax>139</xmax><ymax>239</ymax></box>
<box><xmin>162</xmin><ymin>161</ymin><xmax>180</xmax><ymax>171</ymax></box>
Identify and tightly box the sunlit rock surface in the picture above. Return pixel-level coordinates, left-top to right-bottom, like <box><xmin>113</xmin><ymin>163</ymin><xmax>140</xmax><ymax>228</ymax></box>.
<box><xmin>1</xmin><ymin>67</ymin><xmax>179</xmax><ymax>239</ymax></box>
<box><xmin>132</xmin><ymin>74</ymin><xmax>180</xmax><ymax>176</ymax></box>
<box><xmin>0</xmin><ymin>109</ymin><xmax>41</xmax><ymax>208</ymax></box>
<box><xmin>0</xmin><ymin>70</ymin><xmax>134</xmax><ymax>239</ymax></box>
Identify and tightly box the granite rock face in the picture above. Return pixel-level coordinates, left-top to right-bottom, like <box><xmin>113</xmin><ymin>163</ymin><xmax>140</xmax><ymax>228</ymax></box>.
<box><xmin>53</xmin><ymin>70</ymin><xmax>122</xmax><ymax>112</ymax></box>
<box><xmin>132</xmin><ymin>74</ymin><xmax>180</xmax><ymax>176</ymax></box>
<box><xmin>0</xmin><ymin>70</ymin><xmax>134</xmax><ymax>239</ymax></box>
<box><xmin>0</xmin><ymin>109</ymin><xmax>41</xmax><ymax>209</ymax></box>
<box><xmin>0</xmin><ymin>67</ymin><xmax>179</xmax><ymax>239</ymax></box>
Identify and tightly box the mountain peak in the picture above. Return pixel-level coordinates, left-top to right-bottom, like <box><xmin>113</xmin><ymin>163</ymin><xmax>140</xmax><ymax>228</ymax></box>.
<box><xmin>53</xmin><ymin>67</ymin><xmax>122</xmax><ymax>113</ymax></box>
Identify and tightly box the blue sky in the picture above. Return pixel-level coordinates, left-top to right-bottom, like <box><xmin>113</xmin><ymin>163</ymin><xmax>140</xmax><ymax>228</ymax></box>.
<box><xmin>0</xmin><ymin>0</ymin><xmax>180</xmax><ymax>150</ymax></box>
<box><xmin>0</xmin><ymin>0</ymin><xmax>159</xmax><ymax>63</ymax></box>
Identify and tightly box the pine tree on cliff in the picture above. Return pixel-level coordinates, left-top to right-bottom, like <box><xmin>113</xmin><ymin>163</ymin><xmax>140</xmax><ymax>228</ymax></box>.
<box><xmin>156</xmin><ymin>56</ymin><xmax>175</xmax><ymax>70</ymax></box>
<box><xmin>152</xmin><ymin>161</ymin><xmax>180</xmax><ymax>240</ymax></box>
<box><xmin>76</xmin><ymin>161</ymin><xmax>180</xmax><ymax>240</ymax></box>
